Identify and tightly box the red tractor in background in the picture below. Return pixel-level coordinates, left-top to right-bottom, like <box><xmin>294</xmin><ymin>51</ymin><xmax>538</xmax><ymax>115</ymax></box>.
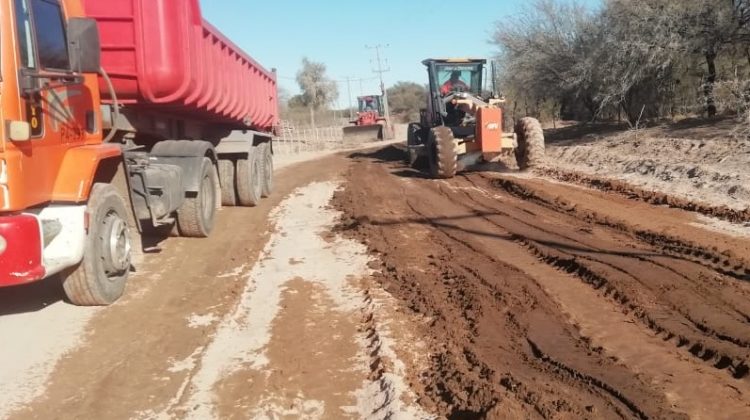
<box><xmin>343</xmin><ymin>95</ymin><xmax>392</xmax><ymax>143</ymax></box>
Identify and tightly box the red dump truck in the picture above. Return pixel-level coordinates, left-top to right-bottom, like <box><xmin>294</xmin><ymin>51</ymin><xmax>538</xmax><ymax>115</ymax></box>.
<box><xmin>0</xmin><ymin>0</ymin><xmax>277</xmax><ymax>305</ymax></box>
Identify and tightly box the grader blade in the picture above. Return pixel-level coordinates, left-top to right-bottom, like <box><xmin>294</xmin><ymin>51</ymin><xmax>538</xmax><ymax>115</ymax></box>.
<box><xmin>342</xmin><ymin>124</ymin><xmax>383</xmax><ymax>145</ymax></box>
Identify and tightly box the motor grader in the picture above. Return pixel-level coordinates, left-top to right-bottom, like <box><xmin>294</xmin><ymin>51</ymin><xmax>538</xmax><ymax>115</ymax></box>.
<box><xmin>406</xmin><ymin>58</ymin><xmax>544</xmax><ymax>178</ymax></box>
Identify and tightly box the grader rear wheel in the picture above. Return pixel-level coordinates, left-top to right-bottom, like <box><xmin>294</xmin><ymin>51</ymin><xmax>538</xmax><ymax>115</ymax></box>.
<box><xmin>515</xmin><ymin>117</ymin><xmax>545</xmax><ymax>170</ymax></box>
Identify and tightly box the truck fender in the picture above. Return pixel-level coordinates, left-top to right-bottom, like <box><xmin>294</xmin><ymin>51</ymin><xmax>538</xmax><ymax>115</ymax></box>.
<box><xmin>149</xmin><ymin>140</ymin><xmax>218</xmax><ymax>195</ymax></box>
<box><xmin>150</xmin><ymin>140</ymin><xmax>217</xmax><ymax>163</ymax></box>
<box><xmin>214</xmin><ymin>132</ymin><xmax>272</xmax><ymax>156</ymax></box>
<box><xmin>53</xmin><ymin>144</ymin><xmax>123</xmax><ymax>203</ymax></box>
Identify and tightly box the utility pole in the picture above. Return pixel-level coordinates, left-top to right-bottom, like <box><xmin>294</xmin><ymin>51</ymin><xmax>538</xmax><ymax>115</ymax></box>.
<box><xmin>366</xmin><ymin>44</ymin><xmax>391</xmax><ymax>133</ymax></box>
<box><xmin>345</xmin><ymin>76</ymin><xmax>354</xmax><ymax>120</ymax></box>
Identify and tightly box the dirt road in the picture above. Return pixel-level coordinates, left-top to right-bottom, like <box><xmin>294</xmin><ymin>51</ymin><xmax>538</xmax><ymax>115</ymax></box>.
<box><xmin>333</xmin><ymin>146</ymin><xmax>750</xmax><ymax>419</ymax></box>
<box><xmin>0</xmin><ymin>151</ymin><xmax>427</xmax><ymax>419</ymax></box>
<box><xmin>1</xmin><ymin>143</ymin><xmax>749</xmax><ymax>419</ymax></box>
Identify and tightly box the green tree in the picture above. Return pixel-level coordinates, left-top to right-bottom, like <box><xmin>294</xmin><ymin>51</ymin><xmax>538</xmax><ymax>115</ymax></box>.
<box><xmin>295</xmin><ymin>58</ymin><xmax>339</xmax><ymax>128</ymax></box>
<box><xmin>386</xmin><ymin>81</ymin><xmax>427</xmax><ymax>122</ymax></box>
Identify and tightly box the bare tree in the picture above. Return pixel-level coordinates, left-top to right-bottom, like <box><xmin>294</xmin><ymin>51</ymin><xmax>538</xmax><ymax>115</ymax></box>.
<box><xmin>594</xmin><ymin>0</ymin><xmax>683</xmax><ymax>121</ymax></box>
<box><xmin>295</xmin><ymin>58</ymin><xmax>339</xmax><ymax>129</ymax></box>
<box><xmin>493</xmin><ymin>0</ymin><xmax>605</xmax><ymax>119</ymax></box>
<box><xmin>492</xmin><ymin>0</ymin><xmax>750</xmax><ymax>126</ymax></box>
<box><xmin>671</xmin><ymin>0</ymin><xmax>750</xmax><ymax>116</ymax></box>
<box><xmin>604</xmin><ymin>0</ymin><xmax>750</xmax><ymax>118</ymax></box>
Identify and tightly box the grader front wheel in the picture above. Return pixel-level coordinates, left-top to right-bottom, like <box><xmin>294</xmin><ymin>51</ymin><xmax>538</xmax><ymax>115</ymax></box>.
<box><xmin>428</xmin><ymin>126</ymin><xmax>458</xmax><ymax>179</ymax></box>
<box><xmin>515</xmin><ymin>117</ymin><xmax>546</xmax><ymax>170</ymax></box>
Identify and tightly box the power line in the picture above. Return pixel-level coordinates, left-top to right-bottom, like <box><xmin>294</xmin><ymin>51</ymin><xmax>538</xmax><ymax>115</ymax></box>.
<box><xmin>276</xmin><ymin>75</ymin><xmax>378</xmax><ymax>84</ymax></box>
<box><xmin>366</xmin><ymin>43</ymin><xmax>392</xmax><ymax>124</ymax></box>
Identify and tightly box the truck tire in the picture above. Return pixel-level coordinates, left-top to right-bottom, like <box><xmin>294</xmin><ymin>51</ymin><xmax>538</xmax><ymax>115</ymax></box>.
<box><xmin>257</xmin><ymin>142</ymin><xmax>273</xmax><ymax>198</ymax></box>
<box><xmin>237</xmin><ymin>150</ymin><xmax>262</xmax><ymax>206</ymax></box>
<box><xmin>63</xmin><ymin>183</ymin><xmax>132</xmax><ymax>306</ymax></box>
<box><xmin>177</xmin><ymin>157</ymin><xmax>217</xmax><ymax>237</ymax></box>
<box><xmin>515</xmin><ymin>117</ymin><xmax>545</xmax><ymax>170</ymax></box>
<box><xmin>428</xmin><ymin>126</ymin><xmax>457</xmax><ymax>179</ymax></box>
<box><xmin>218</xmin><ymin>159</ymin><xmax>237</xmax><ymax>206</ymax></box>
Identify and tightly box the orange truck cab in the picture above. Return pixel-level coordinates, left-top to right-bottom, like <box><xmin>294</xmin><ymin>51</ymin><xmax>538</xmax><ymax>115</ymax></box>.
<box><xmin>0</xmin><ymin>0</ymin><xmax>278</xmax><ymax>305</ymax></box>
<box><xmin>0</xmin><ymin>0</ymin><xmax>115</xmax><ymax>286</ymax></box>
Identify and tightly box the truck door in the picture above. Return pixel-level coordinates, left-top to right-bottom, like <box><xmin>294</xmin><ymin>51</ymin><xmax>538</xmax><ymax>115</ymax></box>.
<box><xmin>11</xmin><ymin>0</ymin><xmax>96</xmax><ymax>208</ymax></box>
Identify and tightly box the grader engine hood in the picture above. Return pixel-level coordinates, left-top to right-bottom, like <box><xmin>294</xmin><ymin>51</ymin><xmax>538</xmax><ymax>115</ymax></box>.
<box><xmin>443</xmin><ymin>92</ymin><xmax>497</xmax><ymax>116</ymax></box>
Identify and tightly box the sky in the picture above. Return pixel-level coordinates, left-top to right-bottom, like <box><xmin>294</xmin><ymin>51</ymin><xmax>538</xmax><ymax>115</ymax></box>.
<box><xmin>200</xmin><ymin>0</ymin><xmax>600</xmax><ymax>108</ymax></box>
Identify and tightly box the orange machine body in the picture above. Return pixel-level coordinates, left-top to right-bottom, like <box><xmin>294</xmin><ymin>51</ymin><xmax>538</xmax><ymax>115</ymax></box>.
<box><xmin>476</xmin><ymin>107</ymin><xmax>503</xmax><ymax>153</ymax></box>
<box><xmin>0</xmin><ymin>0</ymin><xmax>114</xmax><ymax>213</ymax></box>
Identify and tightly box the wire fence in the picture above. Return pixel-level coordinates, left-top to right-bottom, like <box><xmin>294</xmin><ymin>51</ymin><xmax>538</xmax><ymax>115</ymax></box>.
<box><xmin>273</xmin><ymin>121</ymin><xmax>346</xmax><ymax>155</ymax></box>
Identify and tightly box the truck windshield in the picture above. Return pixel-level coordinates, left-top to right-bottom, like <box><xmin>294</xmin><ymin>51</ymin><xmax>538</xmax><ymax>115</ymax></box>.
<box><xmin>437</xmin><ymin>63</ymin><xmax>483</xmax><ymax>96</ymax></box>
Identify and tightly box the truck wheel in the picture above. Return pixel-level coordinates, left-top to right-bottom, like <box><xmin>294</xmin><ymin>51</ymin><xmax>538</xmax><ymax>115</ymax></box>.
<box><xmin>257</xmin><ymin>142</ymin><xmax>273</xmax><ymax>198</ymax></box>
<box><xmin>177</xmin><ymin>157</ymin><xmax>217</xmax><ymax>237</ymax></box>
<box><xmin>218</xmin><ymin>159</ymin><xmax>237</xmax><ymax>206</ymax></box>
<box><xmin>515</xmin><ymin>117</ymin><xmax>545</xmax><ymax>170</ymax></box>
<box><xmin>428</xmin><ymin>126</ymin><xmax>457</xmax><ymax>179</ymax></box>
<box><xmin>237</xmin><ymin>150</ymin><xmax>262</xmax><ymax>206</ymax></box>
<box><xmin>63</xmin><ymin>183</ymin><xmax>131</xmax><ymax>306</ymax></box>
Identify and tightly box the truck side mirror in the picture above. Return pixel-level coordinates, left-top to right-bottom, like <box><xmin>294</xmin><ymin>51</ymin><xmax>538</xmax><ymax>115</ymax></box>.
<box><xmin>67</xmin><ymin>18</ymin><xmax>101</xmax><ymax>74</ymax></box>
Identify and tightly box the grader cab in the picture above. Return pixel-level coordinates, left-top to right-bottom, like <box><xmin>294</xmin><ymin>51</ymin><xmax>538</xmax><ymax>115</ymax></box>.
<box><xmin>406</xmin><ymin>58</ymin><xmax>545</xmax><ymax>178</ymax></box>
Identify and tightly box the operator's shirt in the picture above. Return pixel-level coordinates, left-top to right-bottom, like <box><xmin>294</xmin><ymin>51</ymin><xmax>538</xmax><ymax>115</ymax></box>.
<box><xmin>441</xmin><ymin>80</ymin><xmax>469</xmax><ymax>95</ymax></box>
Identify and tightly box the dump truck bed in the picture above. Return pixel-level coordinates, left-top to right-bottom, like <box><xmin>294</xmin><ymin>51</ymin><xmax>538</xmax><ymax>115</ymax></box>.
<box><xmin>82</xmin><ymin>0</ymin><xmax>278</xmax><ymax>132</ymax></box>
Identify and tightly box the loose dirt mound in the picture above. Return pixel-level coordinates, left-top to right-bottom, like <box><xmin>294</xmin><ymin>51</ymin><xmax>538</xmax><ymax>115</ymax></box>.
<box><xmin>545</xmin><ymin>119</ymin><xmax>750</xmax><ymax>211</ymax></box>
<box><xmin>537</xmin><ymin>168</ymin><xmax>750</xmax><ymax>224</ymax></box>
<box><xmin>333</xmin><ymin>145</ymin><xmax>750</xmax><ymax>419</ymax></box>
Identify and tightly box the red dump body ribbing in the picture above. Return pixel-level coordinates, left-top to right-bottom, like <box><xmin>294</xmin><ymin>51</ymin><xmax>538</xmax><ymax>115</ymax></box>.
<box><xmin>81</xmin><ymin>0</ymin><xmax>278</xmax><ymax>132</ymax></box>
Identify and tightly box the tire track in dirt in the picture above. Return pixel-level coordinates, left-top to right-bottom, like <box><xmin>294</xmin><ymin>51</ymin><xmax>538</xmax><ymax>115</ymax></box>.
<box><xmin>401</xmin><ymin>201</ymin><xmax>653</xmax><ymax>419</ymax></box>
<box><xmin>480</xmin><ymin>175</ymin><xmax>750</xmax><ymax>378</ymax></box>
<box><xmin>427</xmin><ymin>177</ymin><xmax>750</xmax><ymax>410</ymax></box>
<box><xmin>337</xmin><ymin>161</ymin><xmax>667</xmax><ymax>418</ymax></box>
<box><xmin>333</xmin><ymin>145</ymin><xmax>750</xmax><ymax>418</ymax></box>
<box><xmin>491</xmin><ymin>176</ymin><xmax>750</xmax><ymax>280</ymax></box>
